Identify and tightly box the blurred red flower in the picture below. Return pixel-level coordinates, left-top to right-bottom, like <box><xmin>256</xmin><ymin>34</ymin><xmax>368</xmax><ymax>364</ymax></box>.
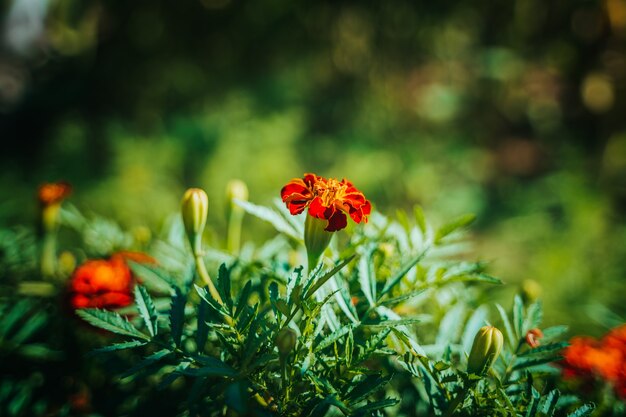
<box><xmin>38</xmin><ymin>181</ymin><xmax>72</xmax><ymax>207</ymax></box>
<box><xmin>562</xmin><ymin>324</ymin><xmax>626</xmax><ymax>399</ymax></box>
<box><xmin>281</xmin><ymin>173</ymin><xmax>371</xmax><ymax>232</ymax></box>
<box><xmin>69</xmin><ymin>252</ymin><xmax>154</xmax><ymax>310</ymax></box>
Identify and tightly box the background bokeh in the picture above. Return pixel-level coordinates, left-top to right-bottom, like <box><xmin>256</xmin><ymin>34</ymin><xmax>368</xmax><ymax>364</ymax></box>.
<box><xmin>1</xmin><ymin>0</ymin><xmax>625</xmax><ymax>334</ymax></box>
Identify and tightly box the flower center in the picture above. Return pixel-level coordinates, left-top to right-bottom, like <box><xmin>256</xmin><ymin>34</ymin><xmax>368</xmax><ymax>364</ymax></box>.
<box><xmin>313</xmin><ymin>178</ymin><xmax>347</xmax><ymax>207</ymax></box>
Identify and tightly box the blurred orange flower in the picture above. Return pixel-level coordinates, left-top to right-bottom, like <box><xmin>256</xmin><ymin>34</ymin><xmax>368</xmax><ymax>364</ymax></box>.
<box><xmin>281</xmin><ymin>173</ymin><xmax>371</xmax><ymax>232</ymax></box>
<box><xmin>69</xmin><ymin>252</ymin><xmax>154</xmax><ymax>310</ymax></box>
<box><xmin>38</xmin><ymin>181</ymin><xmax>72</xmax><ymax>207</ymax></box>
<box><xmin>562</xmin><ymin>324</ymin><xmax>626</xmax><ymax>399</ymax></box>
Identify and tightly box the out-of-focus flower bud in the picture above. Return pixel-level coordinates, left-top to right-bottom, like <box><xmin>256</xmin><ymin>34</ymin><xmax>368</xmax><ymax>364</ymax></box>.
<box><xmin>181</xmin><ymin>188</ymin><xmax>208</xmax><ymax>255</ymax></box>
<box><xmin>58</xmin><ymin>251</ymin><xmax>77</xmax><ymax>277</ymax></box>
<box><xmin>275</xmin><ymin>327</ymin><xmax>298</xmax><ymax>356</ymax></box>
<box><xmin>38</xmin><ymin>181</ymin><xmax>72</xmax><ymax>233</ymax></box>
<box><xmin>467</xmin><ymin>326</ymin><xmax>504</xmax><ymax>375</ymax></box>
<box><xmin>225</xmin><ymin>179</ymin><xmax>248</xmax><ymax>254</ymax></box>
<box><xmin>521</xmin><ymin>279</ymin><xmax>542</xmax><ymax>304</ymax></box>
<box><xmin>225</xmin><ymin>179</ymin><xmax>248</xmax><ymax>212</ymax></box>
<box><xmin>525</xmin><ymin>328</ymin><xmax>544</xmax><ymax>348</ymax></box>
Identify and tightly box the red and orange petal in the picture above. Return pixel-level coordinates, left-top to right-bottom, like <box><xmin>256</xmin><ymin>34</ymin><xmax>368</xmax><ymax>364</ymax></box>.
<box><xmin>38</xmin><ymin>182</ymin><xmax>72</xmax><ymax>206</ymax></box>
<box><xmin>525</xmin><ymin>328</ymin><xmax>543</xmax><ymax>348</ymax></box>
<box><xmin>281</xmin><ymin>173</ymin><xmax>371</xmax><ymax>232</ymax></box>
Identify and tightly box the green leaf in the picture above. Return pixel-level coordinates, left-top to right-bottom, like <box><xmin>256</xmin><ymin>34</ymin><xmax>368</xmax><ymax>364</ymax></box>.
<box><xmin>541</xmin><ymin>325</ymin><xmax>569</xmax><ymax>342</ymax></box>
<box><xmin>345</xmin><ymin>374</ymin><xmax>391</xmax><ymax>403</ymax></box>
<box><xmin>523</xmin><ymin>301</ymin><xmax>543</xmax><ymax>334</ymax></box>
<box><xmin>380</xmin><ymin>248</ymin><xmax>428</xmax><ymax>297</ymax></box>
<box><xmin>196</xmin><ymin>297</ymin><xmax>210</xmax><ymax>352</ymax></box>
<box><xmin>120</xmin><ymin>349</ymin><xmax>171</xmax><ymax>379</ymax></box>
<box><xmin>496</xmin><ymin>303</ymin><xmax>517</xmax><ymax>350</ymax></box>
<box><xmin>217</xmin><ymin>263</ymin><xmax>233</xmax><ymax>311</ymax></box>
<box><xmin>304</xmin><ymin>255</ymin><xmax>355</xmax><ymax>300</ymax></box>
<box><xmin>362</xmin><ymin>318</ymin><xmax>421</xmax><ymax>329</ymax></box>
<box><xmin>170</xmin><ymin>287</ymin><xmax>187</xmax><ymax>347</ymax></box>
<box><xmin>513</xmin><ymin>295</ymin><xmax>524</xmax><ymax>340</ymax></box>
<box><xmin>134</xmin><ymin>285</ymin><xmax>158</xmax><ymax>337</ymax></box>
<box><xmin>76</xmin><ymin>309</ymin><xmax>149</xmax><ymax>340</ymax></box>
<box><xmin>351</xmin><ymin>398</ymin><xmax>399</xmax><ymax>414</ymax></box>
<box><xmin>414</xmin><ymin>205</ymin><xmax>427</xmax><ymax>235</ymax></box>
<box><xmin>10</xmin><ymin>310</ymin><xmax>47</xmax><ymax>344</ymax></box>
<box><xmin>315</xmin><ymin>324</ymin><xmax>356</xmax><ymax>352</ymax></box>
<box><xmin>434</xmin><ymin>213</ymin><xmax>476</xmax><ymax>244</ymax></box>
<box><xmin>0</xmin><ymin>299</ymin><xmax>29</xmax><ymax>338</ymax></box>
<box><xmin>235</xmin><ymin>200</ymin><xmax>300</xmax><ymax>241</ymax></box>
<box><xmin>380</xmin><ymin>289</ymin><xmax>426</xmax><ymax>307</ymax></box>
<box><xmin>127</xmin><ymin>261</ymin><xmax>177</xmax><ymax>292</ymax></box>
<box><xmin>182</xmin><ymin>356</ymin><xmax>238</xmax><ymax>377</ymax></box>
<box><xmin>513</xmin><ymin>356</ymin><xmax>562</xmax><ymax>371</ymax></box>
<box><xmin>567</xmin><ymin>404</ymin><xmax>595</xmax><ymax>417</ymax></box>
<box><xmin>235</xmin><ymin>281</ymin><xmax>252</xmax><ymax>319</ymax></box>
<box><xmin>90</xmin><ymin>340</ymin><xmax>148</xmax><ymax>355</ymax></box>
<box><xmin>538</xmin><ymin>389</ymin><xmax>560</xmax><ymax>416</ymax></box>
<box><xmin>518</xmin><ymin>342</ymin><xmax>568</xmax><ymax>358</ymax></box>
<box><xmin>358</xmin><ymin>247</ymin><xmax>376</xmax><ymax>306</ymax></box>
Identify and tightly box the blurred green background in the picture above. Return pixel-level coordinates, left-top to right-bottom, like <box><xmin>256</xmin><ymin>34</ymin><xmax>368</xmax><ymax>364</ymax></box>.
<box><xmin>1</xmin><ymin>0</ymin><xmax>625</xmax><ymax>334</ymax></box>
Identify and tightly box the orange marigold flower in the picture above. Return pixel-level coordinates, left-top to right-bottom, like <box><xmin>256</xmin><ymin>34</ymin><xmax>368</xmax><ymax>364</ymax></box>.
<box><xmin>525</xmin><ymin>328</ymin><xmax>544</xmax><ymax>348</ymax></box>
<box><xmin>281</xmin><ymin>173</ymin><xmax>371</xmax><ymax>232</ymax></box>
<box><xmin>69</xmin><ymin>251</ymin><xmax>154</xmax><ymax>310</ymax></box>
<box><xmin>38</xmin><ymin>181</ymin><xmax>72</xmax><ymax>207</ymax></box>
<box><xmin>561</xmin><ymin>336</ymin><xmax>597</xmax><ymax>379</ymax></box>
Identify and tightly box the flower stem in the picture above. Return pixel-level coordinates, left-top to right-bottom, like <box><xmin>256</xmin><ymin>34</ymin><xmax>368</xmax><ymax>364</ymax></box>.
<box><xmin>40</xmin><ymin>232</ymin><xmax>57</xmax><ymax>278</ymax></box>
<box><xmin>304</xmin><ymin>215</ymin><xmax>333</xmax><ymax>273</ymax></box>
<box><xmin>226</xmin><ymin>210</ymin><xmax>243</xmax><ymax>255</ymax></box>
<box><xmin>194</xmin><ymin>253</ymin><xmax>224</xmax><ymax>306</ymax></box>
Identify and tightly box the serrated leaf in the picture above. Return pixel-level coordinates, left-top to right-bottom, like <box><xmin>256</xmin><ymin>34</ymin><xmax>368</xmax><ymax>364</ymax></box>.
<box><xmin>89</xmin><ymin>340</ymin><xmax>148</xmax><ymax>355</ymax></box>
<box><xmin>196</xmin><ymin>297</ymin><xmax>210</xmax><ymax>352</ymax></box>
<box><xmin>496</xmin><ymin>303</ymin><xmax>517</xmax><ymax>350</ymax></box>
<box><xmin>76</xmin><ymin>309</ymin><xmax>149</xmax><ymax>340</ymax></box>
<box><xmin>538</xmin><ymin>389</ymin><xmax>560</xmax><ymax>416</ymax></box>
<box><xmin>315</xmin><ymin>324</ymin><xmax>356</xmax><ymax>352</ymax></box>
<box><xmin>380</xmin><ymin>248</ymin><xmax>428</xmax><ymax>297</ymax></box>
<box><xmin>379</xmin><ymin>289</ymin><xmax>426</xmax><ymax>307</ymax></box>
<box><xmin>567</xmin><ymin>404</ymin><xmax>595</xmax><ymax>417</ymax></box>
<box><xmin>352</xmin><ymin>398</ymin><xmax>399</xmax><ymax>413</ymax></box>
<box><xmin>134</xmin><ymin>285</ymin><xmax>158</xmax><ymax>337</ymax></box>
<box><xmin>541</xmin><ymin>325</ymin><xmax>569</xmax><ymax>342</ymax></box>
<box><xmin>434</xmin><ymin>214</ymin><xmax>476</xmax><ymax>243</ymax></box>
<box><xmin>345</xmin><ymin>374</ymin><xmax>391</xmax><ymax>403</ymax></box>
<box><xmin>362</xmin><ymin>318</ymin><xmax>421</xmax><ymax>329</ymax></box>
<box><xmin>217</xmin><ymin>263</ymin><xmax>233</xmax><ymax>311</ymax></box>
<box><xmin>518</xmin><ymin>342</ymin><xmax>568</xmax><ymax>358</ymax></box>
<box><xmin>236</xmin><ymin>200</ymin><xmax>300</xmax><ymax>241</ymax></box>
<box><xmin>170</xmin><ymin>287</ymin><xmax>186</xmax><ymax>347</ymax></box>
<box><xmin>304</xmin><ymin>255</ymin><xmax>356</xmax><ymax>300</ymax></box>
<box><xmin>235</xmin><ymin>281</ymin><xmax>252</xmax><ymax>319</ymax></box>
<box><xmin>182</xmin><ymin>356</ymin><xmax>238</xmax><ymax>377</ymax></box>
<box><xmin>120</xmin><ymin>349</ymin><xmax>171</xmax><ymax>379</ymax></box>
<box><xmin>523</xmin><ymin>301</ymin><xmax>543</xmax><ymax>334</ymax></box>
<box><xmin>513</xmin><ymin>356</ymin><xmax>562</xmax><ymax>371</ymax></box>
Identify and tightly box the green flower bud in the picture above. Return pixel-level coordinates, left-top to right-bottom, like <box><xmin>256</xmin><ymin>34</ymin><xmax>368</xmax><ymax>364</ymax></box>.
<box><xmin>225</xmin><ymin>179</ymin><xmax>248</xmax><ymax>212</ymax></box>
<box><xmin>181</xmin><ymin>188</ymin><xmax>209</xmax><ymax>255</ymax></box>
<box><xmin>467</xmin><ymin>326</ymin><xmax>503</xmax><ymax>375</ymax></box>
<box><xmin>275</xmin><ymin>327</ymin><xmax>298</xmax><ymax>356</ymax></box>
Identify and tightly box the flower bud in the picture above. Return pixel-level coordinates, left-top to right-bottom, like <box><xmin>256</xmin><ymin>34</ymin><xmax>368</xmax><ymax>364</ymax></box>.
<box><xmin>225</xmin><ymin>179</ymin><xmax>248</xmax><ymax>212</ymax></box>
<box><xmin>525</xmin><ymin>328</ymin><xmax>543</xmax><ymax>348</ymax></box>
<box><xmin>467</xmin><ymin>326</ymin><xmax>504</xmax><ymax>375</ymax></box>
<box><xmin>275</xmin><ymin>327</ymin><xmax>297</xmax><ymax>356</ymax></box>
<box><xmin>181</xmin><ymin>188</ymin><xmax>209</xmax><ymax>255</ymax></box>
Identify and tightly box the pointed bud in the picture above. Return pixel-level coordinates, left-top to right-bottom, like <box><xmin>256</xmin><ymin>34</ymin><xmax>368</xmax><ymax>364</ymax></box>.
<box><xmin>304</xmin><ymin>214</ymin><xmax>333</xmax><ymax>272</ymax></box>
<box><xmin>467</xmin><ymin>326</ymin><xmax>504</xmax><ymax>375</ymax></box>
<box><xmin>275</xmin><ymin>327</ymin><xmax>298</xmax><ymax>356</ymax></box>
<box><xmin>181</xmin><ymin>188</ymin><xmax>209</xmax><ymax>255</ymax></box>
<box><xmin>225</xmin><ymin>179</ymin><xmax>248</xmax><ymax>213</ymax></box>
